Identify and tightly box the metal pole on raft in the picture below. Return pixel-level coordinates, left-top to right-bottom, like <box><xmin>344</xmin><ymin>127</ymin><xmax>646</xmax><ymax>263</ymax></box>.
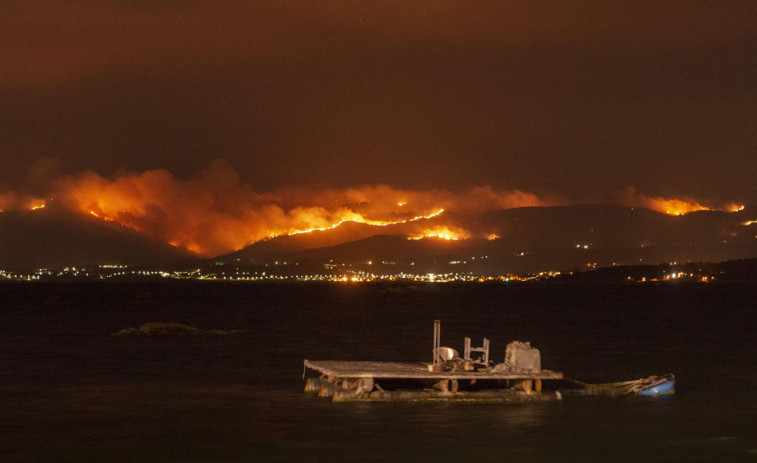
<box><xmin>433</xmin><ymin>320</ymin><xmax>440</xmax><ymax>365</ymax></box>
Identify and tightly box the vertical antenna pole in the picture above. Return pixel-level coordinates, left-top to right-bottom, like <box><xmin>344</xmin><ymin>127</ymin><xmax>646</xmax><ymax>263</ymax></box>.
<box><xmin>433</xmin><ymin>320</ymin><xmax>440</xmax><ymax>364</ymax></box>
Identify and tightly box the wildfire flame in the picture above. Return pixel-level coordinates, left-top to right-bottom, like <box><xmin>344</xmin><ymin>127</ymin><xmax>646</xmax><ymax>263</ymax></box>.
<box><xmin>407</xmin><ymin>226</ymin><xmax>470</xmax><ymax>241</ymax></box>
<box><xmin>0</xmin><ymin>192</ymin><xmax>48</xmax><ymax>212</ymax></box>
<box><xmin>51</xmin><ymin>163</ymin><xmax>545</xmax><ymax>256</ymax></box>
<box><xmin>287</xmin><ymin>209</ymin><xmax>445</xmax><ymax>237</ymax></box>
<box><xmin>89</xmin><ymin>210</ymin><xmax>118</xmax><ymax>223</ymax></box>
<box><xmin>623</xmin><ymin>187</ymin><xmax>712</xmax><ymax>216</ymax></box>
<box><xmin>656</xmin><ymin>198</ymin><xmax>711</xmax><ymax>216</ymax></box>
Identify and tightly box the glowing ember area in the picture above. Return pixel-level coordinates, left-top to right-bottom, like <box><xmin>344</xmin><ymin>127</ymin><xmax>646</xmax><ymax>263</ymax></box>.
<box><xmin>487</xmin><ymin>233</ymin><xmax>501</xmax><ymax>241</ymax></box>
<box><xmin>407</xmin><ymin>226</ymin><xmax>470</xmax><ymax>241</ymax></box>
<box><xmin>621</xmin><ymin>186</ymin><xmax>747</xmax><ymax>216</ymax></box>
<box><xmin>53</xmin><ymin>163</ymin><xmax>546</xmax><ymax>256</ymax></box>
<box><xmin>623</xmin><ymin>187</ymin><xmax>712</xmax><ymax>216</ymax></box>
<box><xmin>655</xmin><ymin>198</ymin><xmax>711</xmax><ymax>216</ymax></box>
<box><xmin>89</xmin><ymin>210</ymin><xmax>116</xmax><ymax>223</ymax></box>
<box><xmin>0</xmin><ymin>192</ymin><xmax>47</xmax><ymax>212</ymax></box>
<box><xmin>743</xmin><ymin>220</ymin><xmax>757</xmax><ymax>226</ymax></box>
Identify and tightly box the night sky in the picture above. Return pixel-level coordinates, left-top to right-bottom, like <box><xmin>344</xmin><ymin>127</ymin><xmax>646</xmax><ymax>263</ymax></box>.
<box><xmin>3</xmin><ymin>1</ymin><xmax>757</xmax><ymax>205</ymax></box>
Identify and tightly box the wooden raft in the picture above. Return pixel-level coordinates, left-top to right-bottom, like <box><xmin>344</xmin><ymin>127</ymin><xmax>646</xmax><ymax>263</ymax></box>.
<box><xmin>304</xmin><ymin>359</ymin><xmax>563</xmax><ymax>402</ymax></box>
<box><xmin>304</xmin><ymin>360</ymin><xmax>563</xmax><ymax>380</ymax></box>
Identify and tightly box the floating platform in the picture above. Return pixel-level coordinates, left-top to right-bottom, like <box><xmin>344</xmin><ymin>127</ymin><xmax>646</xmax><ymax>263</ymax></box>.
<box><xmin>303</xmin><ymin>359</ymin><xmax>564</xmax><ymax>402</ymax></box>
<box><xmin>304</xmin><ymin>360</ymin><xmax>563</xmax><ymax>381</ymax></box>
<box><xmin>303</xmin><ymin>319</ymin><xmax>673</xmax><ymax>402</ymax></box>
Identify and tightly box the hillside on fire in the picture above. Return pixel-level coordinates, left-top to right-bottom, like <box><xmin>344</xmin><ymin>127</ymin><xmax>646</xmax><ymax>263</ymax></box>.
<box><xmin>4</xmin><ymin>200</ymin><xmax>755</xmax><ymax>275</ymax></box>
<box><xmin>223</xmin><ymin>205</ymin><xmax>757</xmax><ymax>275</ymax></box>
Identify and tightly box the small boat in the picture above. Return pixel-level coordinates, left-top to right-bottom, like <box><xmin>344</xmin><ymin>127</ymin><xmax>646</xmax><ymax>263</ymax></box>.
<box><xmin>637</xmin><ymin>374</ymin><xmax>675</xmax><ymax>396</ymax></box>
<box><xmin>570</xmin><ymin>373</ymin><xmax>676</xmax><ymax>397</ymax></box>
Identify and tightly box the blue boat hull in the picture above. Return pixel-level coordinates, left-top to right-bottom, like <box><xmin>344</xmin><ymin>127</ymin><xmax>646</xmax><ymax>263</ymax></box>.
<box><xmin>638</xmin><ymin>377</ymin><xmax>675</xmax><ymax>396</ymax></box>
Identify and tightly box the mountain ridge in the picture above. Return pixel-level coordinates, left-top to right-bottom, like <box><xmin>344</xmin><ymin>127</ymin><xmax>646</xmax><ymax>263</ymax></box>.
<box><xmin>0</xmin><ymin>204</ymin><xmax>194</xmax><ymax>270</ymax></box>
<box><xmin>2</xmin><ymin>204</ymin><xmax>756</xmax><ymax>273</ymax></box>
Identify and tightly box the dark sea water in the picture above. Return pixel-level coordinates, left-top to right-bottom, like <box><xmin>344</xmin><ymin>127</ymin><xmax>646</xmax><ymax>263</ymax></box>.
<box><xmin>2</xmin><ymin>281</ymin><xmax>757</xmax><ymax>462</ymax></box>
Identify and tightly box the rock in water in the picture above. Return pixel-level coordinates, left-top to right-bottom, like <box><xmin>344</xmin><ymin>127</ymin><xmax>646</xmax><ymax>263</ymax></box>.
<box><xmin>111</xmin><ymin>327</ymin><xmax>141</xmax><ymax>336</ymax></box>
<box><xmin>111</xmin><ymin>322</ymin><xmax>228</xmax><ymax>336</ymax></box>
<box><xmin>138</xmin><ymin>322</ymin><xmax>201</xmax><ymax>335</ymax></box>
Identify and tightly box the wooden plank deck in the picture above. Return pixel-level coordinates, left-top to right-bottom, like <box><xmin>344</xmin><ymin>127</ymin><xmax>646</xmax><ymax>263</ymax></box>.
<box><xmin>304</xmin><ymin>359</ymin><xmax>563</xmax><ymax>381</ymax></box>
<box><xmin>332</xmin><ymin>389</ymin><xmax>562</xmax><ymax>403</ymax></box>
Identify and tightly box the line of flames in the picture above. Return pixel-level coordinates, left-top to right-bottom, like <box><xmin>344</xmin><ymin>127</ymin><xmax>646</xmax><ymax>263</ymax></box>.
<box><xmin>281</xmin><ymin>208</ymin><xmax>446</xmax><ymax>238</ymax></box>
